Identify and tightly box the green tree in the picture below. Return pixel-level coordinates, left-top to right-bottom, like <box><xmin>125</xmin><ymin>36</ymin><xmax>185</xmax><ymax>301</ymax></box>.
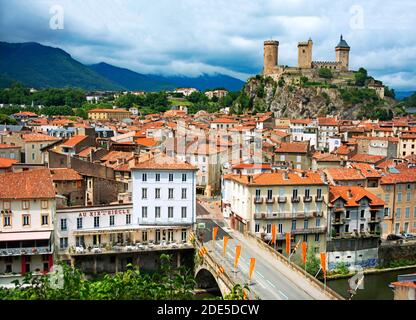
<box><xmin>305</xmin><ymin>248</ymin><xmax>321</xmax><ymax>276</ymax></box>
<box><xmin>318</xmin><ymin>68</ymin><xmax>333</xmax><ymax>79</ymax></box>
<box><xmin>354</xmin><ymin>67</ymin><xmax>368</xmax><ymax>86</ymax></box>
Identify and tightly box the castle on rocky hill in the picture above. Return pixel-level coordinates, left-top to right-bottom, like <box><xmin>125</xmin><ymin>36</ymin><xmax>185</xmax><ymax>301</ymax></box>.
<box><xmin>263</xmin><ymin>35</ymin><xmax>351</xmax><ymax>77</ymax></box>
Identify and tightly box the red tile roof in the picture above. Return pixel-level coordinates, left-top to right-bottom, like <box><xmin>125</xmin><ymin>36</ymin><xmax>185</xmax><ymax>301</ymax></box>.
<box><xmin>50</xmin><ymin>168</ymin><xmax>83</xmax><ymax>181</ymax></box>
<box><xmin>329</xmin><ymin>186</ymin><xmax>385</xmax><ymax>207</ymax></box>
<box><xmin>135</xmin><ymin>137</ymin><xmax>158</xmax><ymax>147</ymax></box>
<box><xmin>0</xmin><ymin>157</ymin><xmax>18</xmax><ymax>169</ymax></box>
<box><xmin>226</xmin><ymin>170</ymin><xmax>325</xmax><ymax>186</ymax></box>
<box><xmin>380</xmin><ymin>168</ymin><xmax>416</xmax><ymax>184</ymax></box>
<box><xmin>349</xmin><ymin>154</ymin><xmax>386</xmax><ymax>164</ymax></box>
<box><xmin>22</xmin><ymin>133</ymin><xmax>60</xmax><ymax>142</ymax></box>
<box><xmin>0</xmin><ymin>144</ymin><xmax>19</xmax><ymax>149</ymax></box>
<box><xmin>61</xmin><ymin>135</ymin><xmax>88</xmax><ymax>147</ymax></box>
<box><xmin>275</xmin><ymin>142</ymin><xmax>309</xmax><ymax>153</ymax></box>
<box><xmin>324</xmin><ymin>167</ymin><xmax>365</xmax><ymax>181</ymax></box>
<box><xmin>350</xmin><ymin>163</ymin><xmax>381</xmax><ymax>178</ymax></box>
<box><xmin>232</xmin><ymin>163</ymin><xmax>272</xmax><ymax>170</ymax></box>
<box><xmin>318</xmin><ymin>117</ymin><xmax>338</xmax><ymax>126</ymax></box>
<box><xmin>131</xmin><ymin>154</ymin><xmax>196</xmax><ymax>171</ymax></box>
<box><xmin>313</xmin><ymin>152</ymin><xmax>342</xmax><ymax>162</ymax></box>
<box><xmin>0</xmin><ymin>169</ymin><xmax>55</xmax><ymax>199</ymax></box>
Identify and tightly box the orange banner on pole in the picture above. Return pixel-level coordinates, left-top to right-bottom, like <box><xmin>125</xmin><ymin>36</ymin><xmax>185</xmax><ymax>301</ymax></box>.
<box><xmin>320</xmin><ymin>252</ymin><xmax>327</xmax><ymax>277</ymax></box>
<box><xmin>249</xmin><ymin>258</ymin><xmax>256</xmax><ymax>281</ymax></box>
<box><xmin>285</xmin><ymin>233</ymin><xmax>291</xmax><ymax>255</ymax></box>
<box><xmin>212</xmin><ymin>227</ymin><xmax>218</xmax><ymax>242</ymax></box>
<box><xmin>302</xmin><ymin>242</ymin><xmax>307</xmax><ymax>265</ymax></box>
<box><xmin>234</xmin><ymin>245</ymin><xmax>241</xmax><ymax>268</ymax></box>
<box><xmin>223</xmin><ymin>236</ymin><xmax>229</xmax><ymax>257</ymax></box>
<box><xmin>271</xmin><ymin>224</ymin><xmax>276</xmax><ymax>245</ymax></box>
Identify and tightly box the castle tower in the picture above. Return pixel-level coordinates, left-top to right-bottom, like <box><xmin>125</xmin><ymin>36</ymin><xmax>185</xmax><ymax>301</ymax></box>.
<box><xmin>298</xmin><ymin>38</ymin><xmax>313</xmax><ymax>69</ymax></box>
<box><xmin>263</xmin><ymin>40</ymin><xmax>279</xmax><ymax>75</ymax></box>
<box><xmin>335</xmin><ymin>35</ymin><xmax>350</xmax><ymax>71</ymax></box>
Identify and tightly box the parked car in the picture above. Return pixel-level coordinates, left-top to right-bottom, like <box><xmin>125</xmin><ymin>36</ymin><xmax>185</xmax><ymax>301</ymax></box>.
<box><xmin>401</xmin><ymin>233</ymin><xmax>416</xmax><ymax>239</ymax></box>
<box><xmin>387</xmin><ymin>234</ymin><xmax>404</xmax><ymax>241</ymax></box>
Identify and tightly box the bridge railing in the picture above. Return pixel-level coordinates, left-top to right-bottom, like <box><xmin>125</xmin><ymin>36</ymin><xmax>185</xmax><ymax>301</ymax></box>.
<box><xmin>194</xmin><ymin>239</ymin><xmax>260</xmax><ymax>300</ymax></box>
<box><xmin>245</xmin><ymin>233</ymin><xmax>344</xmax><ymax>300</ymax></box>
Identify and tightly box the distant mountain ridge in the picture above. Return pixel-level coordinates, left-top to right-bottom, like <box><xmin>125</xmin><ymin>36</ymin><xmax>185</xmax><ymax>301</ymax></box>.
<box><xmin>0</xmin><ymin>42</ymin><xmax>245</xmax><ymax>92</ymax></box>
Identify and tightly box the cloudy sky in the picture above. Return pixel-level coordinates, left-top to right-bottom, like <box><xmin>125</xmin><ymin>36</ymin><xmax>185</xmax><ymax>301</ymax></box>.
<box><xmin>0</xmin><ymin>0</ymin><xmax>415</xmax><ymax>90</ymax></box>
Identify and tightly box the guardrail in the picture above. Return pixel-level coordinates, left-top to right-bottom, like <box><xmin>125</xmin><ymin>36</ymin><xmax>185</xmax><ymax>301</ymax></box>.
<box><xmin>244</xmin><ymin>233</ymin><xmax>344</xmax><ymax>300</ymax></box>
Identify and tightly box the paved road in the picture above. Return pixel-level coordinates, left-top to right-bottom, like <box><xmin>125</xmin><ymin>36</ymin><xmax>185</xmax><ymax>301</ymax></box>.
<box><xmin>197</xmin><ymin>218</ymin><xmax>330</xmax><ymax>300</ymax></box>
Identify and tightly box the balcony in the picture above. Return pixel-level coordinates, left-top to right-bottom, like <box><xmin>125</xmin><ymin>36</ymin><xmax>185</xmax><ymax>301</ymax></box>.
<box><xmin>368</xmin><ymin>217</ymin><xmax>382</xmax><ymax>224</ymax></box>
<box><xmin>277</xmin><ymin>196</ymin><xmax>287</xmax><ymax>203</ymax></box>
<box><xmin>254</xmin><ymin>197</ymin><xmax>264</xmax><ymax>204</ymax></box>
<box><xmin>266</xmin><ymin>197</ymin><xmax>275</xmax><ymax>204</ymax></box>
<box><xmin>67</xmin><ymin>241</ymin><xmax>193</xmax><ymax>256</ymax></box>
<box><xmin>332</xmin><ymin>218</ymin><xmax>344</xmax><ymax>225</ymax></box>
<box><xmin>303</xmin><ymin>196</ymin><xmax>313</xmax><ymax>203</ymax></box>
<box><xmin>0</xmin><ymin>246</ymin><xmax>52</xmax><ymax>257</ymax></box>
<box><xmin>334</xmin><ymin>207</ymin><xmax>345</xmax><ymax>213</ymax></box>
<box><xmin>315</xmin><ymin>196</ymin><xmax>324</xmax><ymax>202</ymax></box>
<box><xmin>291</xmin><ymin>196</ymin><xmax>301</xmax><ymax>203</ymax></box>
<box><xmin>254</xmin><ymin>212</ymin><xmax>318</xmax><ymax>220</ymax></box>
<box><xmin>291</xmin><ymin>226</ymin><xmax>327</xmax><ymax>235</ymax></box>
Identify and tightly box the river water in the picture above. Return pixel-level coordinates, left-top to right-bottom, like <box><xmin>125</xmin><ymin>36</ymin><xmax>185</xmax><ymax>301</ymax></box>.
<box><xmin>327</xmin><ymin>267</ymin><xmax>416</xmax><ymax>300</ymax></box>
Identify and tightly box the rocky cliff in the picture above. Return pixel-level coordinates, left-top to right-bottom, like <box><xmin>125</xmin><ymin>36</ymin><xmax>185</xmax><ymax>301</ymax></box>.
<box><xmin>240</xmin><ymin>76</ymin><xmax>400</xmax><ymax>120</ymax></box>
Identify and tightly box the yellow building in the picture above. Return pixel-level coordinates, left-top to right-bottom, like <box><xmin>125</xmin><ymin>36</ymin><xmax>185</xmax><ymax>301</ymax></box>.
<box><xmin>88</xmin><ymin>108</ymin><xmax>131</xmax><ymax>121</ymax></box>
<box><xmin>398</xmin><ymin>133</ymin><xmax>416</xmax><ymax>158</ymax></box>
<box><xmin>223</xmin><ymin>170</ymin><xmax>329</xmax><ymax>255</ymax></box>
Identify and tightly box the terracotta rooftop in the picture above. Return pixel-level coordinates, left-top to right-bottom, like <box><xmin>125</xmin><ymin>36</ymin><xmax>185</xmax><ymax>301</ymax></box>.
<box><xmin>61</xmin><ymin>135</ymin><xmax>88</xmax><ymax>147</ymax></box>
<box><xmin>329</xmin><ymin>186</ymin><xmax>385</xmax><ymax>207</ymax></box>
<box><xmin>0</xmin><ymin>157</ymin><xmax>18</xmax><ymax>169</ymax></box>
<box><xmin>88</xmin><ymin>108</ymin><xmax>129</xmax><ymax>113</ymax></box>
<box><xmin>0</xmin><ymin>143</ymin><xmax>19</xmax><ymax>149</ymax></box>
<box><xmin>324</xmin><ymin>167</ymin><xmax>365</xmax><ymax>181</ymax></box>
<box><xmin>232</xmin><ymin>163</ymin><xmax>272</xmax><ymax>170</ymax></box>
<box><xmin>22</xmin><ymin>133</ymin><xmax>61</xmax><ymax>142</ymax></box>
<box><xmin>50</xmin><ymin>168</ymin><xmax>83</xmax><ymax>181</ymax></box>
<box><xmin>0</xmin><ymin>168</ymin><xmax>55</xmax><ymax>199</ymax></box>
<box><xmin>349</xmin><ymin>154</ymin><xmax>386</xmax><ymax>164</ymax></box>
<box><xmin>313</xmin><ymin>152</ymin><xmax>342</xmax><ymax>162</ymax></box>
<box><xmin>380</xmin><ymin>168</ymin><xmax>416</xmax><ymax>184</ymax></box>
<box><xmin>211</xmin><ymin>118</ymin><xmax>238</xmax><ymax>124</ymax></box>
<box><xmin>225</xmin><ymin>170</ymin><xmax>325</xmax><ymax>186</ymax></box>
<box><xmin>131</xmin><ymin>154</ymin><xmax>197</xmax><ymax>171</ymax></box>
<box><xmin>350</xmin><ymin>163</ymin><xmax>382</xmax><ymax>178</ymax></box>
<box><xmin>318</xmin><ymin>117</ymin><xmax>338</xmax><ymax>126</ymax></box>
<box><xmin>135</xmin><ymin>137</ymin><xmax>158</xmax><ymax>148</ymax></box>
<box><xmin>275</xmin><ymin>142</ymin><xmax>309</xmax><ymax>153</ymax></box>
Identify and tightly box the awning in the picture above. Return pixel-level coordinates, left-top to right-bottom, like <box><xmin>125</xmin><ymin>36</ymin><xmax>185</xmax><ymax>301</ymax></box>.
<box><xmin>0</xmin><ymin>231</ymin><xmax>52</xmax><ymax>242</ymax></box>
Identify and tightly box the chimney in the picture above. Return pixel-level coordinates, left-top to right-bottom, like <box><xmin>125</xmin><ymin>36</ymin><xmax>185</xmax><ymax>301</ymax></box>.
<box><xmin>283</xmin><ymin>171</ymin><xmax>289</xmax><ymax>180</ymax></box>
<box><xmin>248</xmin><ymin>175</ymin><xmax>253</xmax><ymax>183</ymax></box>
<box><xmin>347</xmin><ymin>189</ymin><xmax>353</xmax><ymax>198</ymax></box>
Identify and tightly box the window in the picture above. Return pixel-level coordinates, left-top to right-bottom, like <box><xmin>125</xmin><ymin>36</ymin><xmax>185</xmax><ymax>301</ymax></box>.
<box><xmin>182</xmin><ymin>173</ymin><xmax>187</xmax><ymax>182</ymax></box>
<box><xmin>406</xmin><ymin>193</ymin><xmax>411</xmax><ymax>202</ymax></box>
<box><xmin>22</xmin><ymin>215</ymin><xmax>30</xmax><ymax>226</ymax></box>
<box><xmin>266</xmin><ymin>224</ymin><xmax>271</xmax><ymax>233</ymax></box>
<box><xmin>41</xmin><ymin>200</ymin><xmax>48</xmax><ymax>209</ymax></box>
<box><xmin>304</xmin><ymin>219</ymin><xmax>308</xmax><ymax>229</ymax></box>
<box><xmin>397</xmin><ymin>192</ymin><xmax>402</xmax><ymax>202</ymax></box>
<box><xmin>75</xmin><ymin>236</ymin><xmax>84</xmax><ymax>247</ymax></box>
<box><xmin>385</xmin><ymin>194</ymin><xmax>390</xmax><ymax>202</ymax></box>
<box><xmin>60</xmin><ymin>237</ymin><xmax>68</xmax><ymax>250</ymax></box>
<box><xmin>142</xmin><ymin>207</ymin><xmax>148</xmax><ymax>219</ymax></box>
<box><xmin>168</xmin><ymin>188</ymin><xmax>174</xmax><ymax>199</ymax></box>
<box><xmin>94</xmin><ymin>216</ymin><xmax>100</xmax><ymax>228</ymax></box>
<box><xmin>109</xmin><ymin>215</ymin><xmax>115</xmax><ymax>226</ymax></box>
<box><xmin>360</xmin><ymin>224</ymin><xmax>364</xmax><ymax>232</ymax></box>
<box><xmin>305</xmin><ymin>189</ymin><xmax>310</xmax><ymax>198</ymax></box>
<box><xmin>142</xmin><ymin>188</ymin><xmax>147</xmax><ymax>199</ymax></box>
<box><xmin>142</xmin><ymin>173</ymin><xmax>147</xmax><ymax>181</ymax></box>
<box><xmin>126</xmin><ymin>214</ymin><xmax>131</xmax><ymax>225</ymax></box>
<box><xmin>267</xmin><ymin>189</ymin><xmax>273</xmax><ymax>200</ymax></box>
<box><xmin>41</xmin><ymin>215</ymin><xmax>49</xmax><ymax>225</ymax></box>
<box><xmin>292</xmin><ymin>189</ymin><xmax>298</xmax><ymax>198</ymax></box>
<box><xmin>22</xmin><ymin>200</ymin><xmax>30</xmax><ymax>210</ymax></box>
<box><xmin>255</xmin><ymin>223</ymin><xmax>260</xmax><ymax>233</ymax></box>
<box><xmin>360</xmin><ymin>210</ymin><xmax>365</xmax><ymax>218</ymax></box>
<box><xmin>181</xmin><ymin>229</ymin><xmax>187</xmax><ymax>242</ymax></box>
<box><xmin>155</xmin><ymin>188</ymin><xmax>161</xmax><ymax>199</ymax></box>
<box><xmin>384</xmin><ymin>208</ymin><xmax>390</xmax><ymax>217</ymax></box>
<box><xmin>181</xmin><ymin>188</ymin><xmax>187</xmax><ymax>199</ymax></box>
<box><xmin>317</xmin><ymin>188</ymin><xmax>322</xmax><ymax>199</ymax></box>
<box><xmin>414</xmin><ymin>207</ymin><xmax>416</xmax><ymax>218</ymax></box>
<box><xmin>156</xmin><ymin>173</ymin><xmax>160</xmax><ymax>182</ymax></box>
<box><xmin>316</xmin><ymin>218</ymin><xmax>321</xmax><ymax>227</ymax></box>
<box><xmin>142</xmin><ymin>231</ymin><xmax>148</xmax><ymax>242</ymax></box>
<box><xmin>156</xmin><ymin>230</ymin><xmax>161</xmax><ymax>243</ymax></box>
<box><xmin>60</xmin><ymin>218</ymin><xmax>67</xmax><ymax>231</ymax></box>
<box><xmin>168</xmin><ymin>207</ymin><xmax>174</xmax><ymax>219</ymax></box>
<box><xmin>181</xmin><ymin>207</ymin><xmax>187</xmax><ymax>219</ymax></box>
<box><xmin>396</xmin><ymin>208</ymin><xmax>401</xmax><ymax>218</ymax></box>
<box><xmin>3</xmin><ymin>215</ymin><xmax>11</xmax><ymax>227</ymax></box>
<box><xmin>278</xmin><ymin>223</ymin><xmax>283</xmax><ymax>233</ymax></box>
<box><xmin>77</xmin><ymin>217</ymin><xmax>83</xmax><ymax>229</ymax></box>
<box><xmin>346</xmin><ymin>210</ymin><xmax>350</xmax><ymax>219</ymax></box>
<box><xmin>255</xmin><ymin>189</ymin><xmax>261</xmax><ymax>198</ymax></box>
<box><xmin>303</xmin><ymin>234</ymin><xmax>308</xmax><ymax>242</ymax></box>
<box><xmin>155</xmin><ymin>207</ymin><xmax>161</xmax><ymax>219</ymax></box>
<box><xmin>291</xmin><ymin>220</ymin><xmax>296</xmax><ymax>230</ymax></box>
<box><xmin>405</xmin><ymin>207</ymin><xmax>410</xmax><ymax>219</ymax></box>
<box><xmin>315</xmin><ymin>234</ymin><xmax>320</xmax><ymax>242</ymax></box>
<box><xmin>168</xmin><ymin>230</ymin><xmax>174</xmax><ymax>242</ymax></box>
<box><xmin>169</xmin><ymin>173</ymin><xmax>174</xmax><ymax>182</ymax></box>
<box><xmin>3</xmin><ymin>201</ymin><xmax>10</xmax><ymax>210</ymax></box>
